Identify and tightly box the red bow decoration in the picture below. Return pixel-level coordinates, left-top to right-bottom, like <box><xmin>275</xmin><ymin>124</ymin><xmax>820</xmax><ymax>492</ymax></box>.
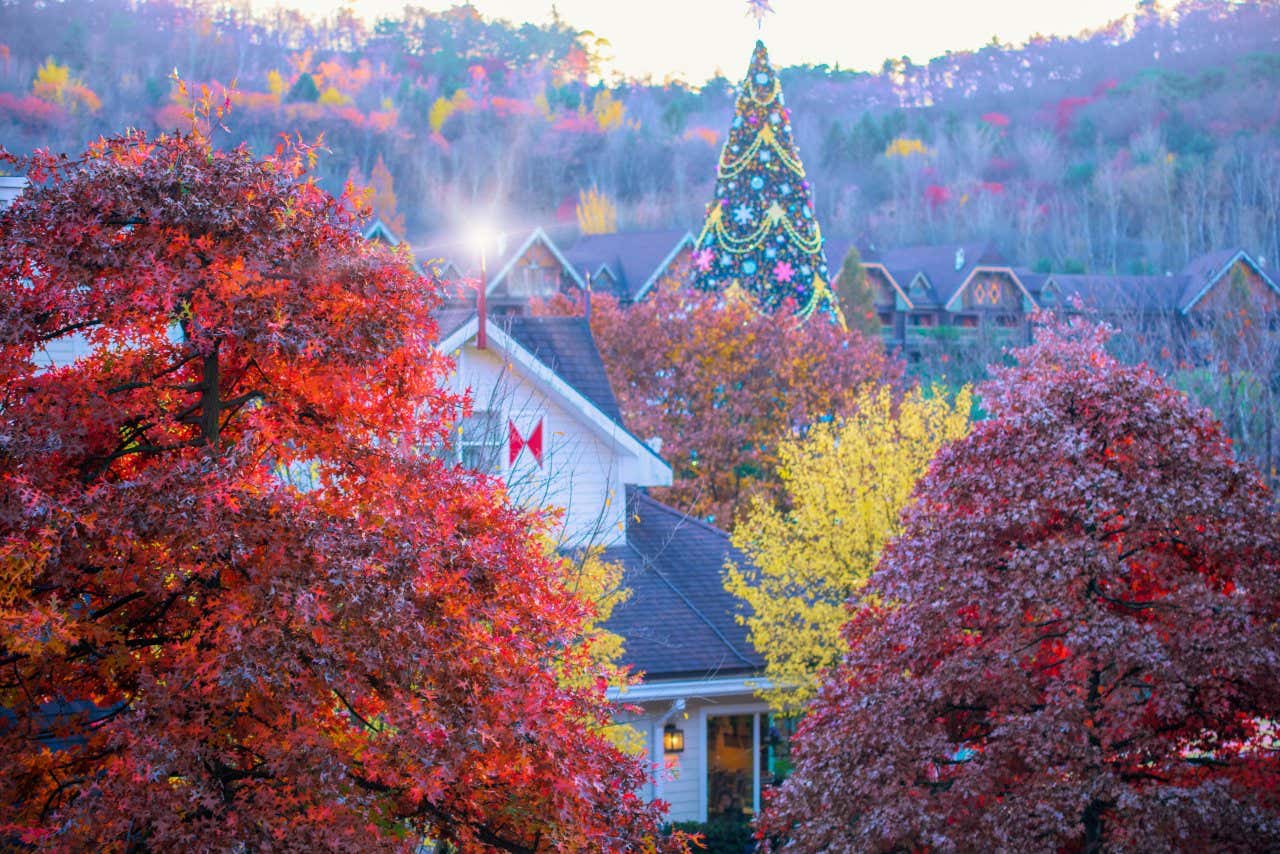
<box><xmin>508</xmin><ymin>418</ymin><xmax>544</xmax><ymax>467</ymax></box>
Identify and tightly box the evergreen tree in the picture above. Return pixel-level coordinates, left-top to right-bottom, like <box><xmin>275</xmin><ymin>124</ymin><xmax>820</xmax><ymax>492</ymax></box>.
<box><xmin>689</xmin><ymin>41</ymin><xmax>843</xmax><ymax>326</ymax></box>
<box><xmin>834</xmin><ymin>246</ymin><xmax>880</xmax><ymax>337</ymax></box>
<box><xmin>285</xmin><ymin>72</ymin><xmax>320</xmax><ymax>103</ymax></box>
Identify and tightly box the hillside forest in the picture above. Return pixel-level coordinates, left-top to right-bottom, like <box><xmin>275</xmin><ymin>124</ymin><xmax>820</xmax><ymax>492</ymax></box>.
<box><xmin>0</xmin><ymin>0</ymin><xmax>1278</xmax><ymax>273</ymax></box>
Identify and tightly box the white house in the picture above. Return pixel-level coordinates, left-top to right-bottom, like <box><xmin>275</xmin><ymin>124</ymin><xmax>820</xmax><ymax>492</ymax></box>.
<box><xmin>435</xmin><ymin>304</ymin><xmax>780</xmax><ymax>828</ymax></box>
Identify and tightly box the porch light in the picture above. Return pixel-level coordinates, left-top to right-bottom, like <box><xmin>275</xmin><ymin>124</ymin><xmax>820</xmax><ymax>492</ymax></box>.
<box><xmin>663</xmin><ymin>724</ymin><xmax>685</xmax><ymax>753</ymax></box>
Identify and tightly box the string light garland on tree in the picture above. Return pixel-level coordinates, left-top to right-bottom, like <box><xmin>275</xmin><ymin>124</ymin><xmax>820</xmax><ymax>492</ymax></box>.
<box><xmin>690</xmin><ymin>39</ymin><xmax>845</xmax><ymax>327</ymax></box>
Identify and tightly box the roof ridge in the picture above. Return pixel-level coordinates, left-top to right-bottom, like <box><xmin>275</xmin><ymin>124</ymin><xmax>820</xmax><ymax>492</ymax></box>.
<box><xmin>633</xmin><ymin>491</ymin><xmax>731</xmax><ymax>540</ymax></box>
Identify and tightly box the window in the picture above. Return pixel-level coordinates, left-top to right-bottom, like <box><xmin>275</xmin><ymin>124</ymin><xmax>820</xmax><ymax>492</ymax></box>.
<box><xmin>458</xmin><ymin>410</ymin><xmax>503</xmax><ymax>474</ymax></box>
<box><xmin>706</xmin><ymin>713</ymin><xmax>795</xmax><ymax>824</ymax></box>
<box><xmin>507</xmin><ymin>264</ymin><xmax>558</xmax><ymax>297</ymax></box>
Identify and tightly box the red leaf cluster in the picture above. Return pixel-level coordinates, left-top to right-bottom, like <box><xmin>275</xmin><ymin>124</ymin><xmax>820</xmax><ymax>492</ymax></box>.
<box><xmin>551</xmin><ymin>279</ymin><xmax>900</xmax><ymax>526</ymax></box>
<box><xmin>760</xmin><ymin>317</ymin><xmax>1280</xmax><ymax>850</ymax></box>
<box><xmin>0</xmin><ymin>131</ymin><xmax>680</xmax><ymax>851</ymax></box>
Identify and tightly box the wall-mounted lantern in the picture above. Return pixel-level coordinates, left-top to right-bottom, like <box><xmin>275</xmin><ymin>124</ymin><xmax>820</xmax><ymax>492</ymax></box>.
<box><xmin>663</xmin><ymin>724</ymin><xmax>685</xmax><ymax>754</ymax></box>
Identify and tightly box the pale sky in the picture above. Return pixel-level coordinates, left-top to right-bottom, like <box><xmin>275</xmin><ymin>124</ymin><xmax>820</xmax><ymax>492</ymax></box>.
<box><xmin>292</xmin><ymin>0</ymin><xmax>1143</xmax><ymax>83</ymax></box>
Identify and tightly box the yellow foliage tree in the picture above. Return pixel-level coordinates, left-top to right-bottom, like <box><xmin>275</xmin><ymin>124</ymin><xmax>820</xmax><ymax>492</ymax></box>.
<box><xmin>724</xmin><ymin>384</ymin><xmax>972</xmax><ymax>713</ymax></box>
<box><xmin>31</xmin><ymin>58</ymin><xmax>100</xmax><ymax>113</ymax></box>
<box><xmin>576</xmin><ymin>187</ymin><xmax>617</xmax><ymax>236</ymax></box>
<box><xmin>317</xmin><ymin>85</ymin><xmax>349</xmax><ymax>107</ymax></box>
<box><xmin>266</xmin><ymin>69</ymin><xmax>286</xmax><ymax>98</ymax></box>
<box><xmin>428</xmin><ymin>97</ymin><xmax>455</xmax><ymax>133</ymax></box>
<box><xmin>884</xmin><ymin>137</ymin><xmax>930</xmax><ymax>158</ymax></box>
<box><xmin>558</xmin><ymin>546</ymin><xmax>644</xmax><ymax>754</ymax></box>
<box><xmin>591</xmin><ymin>89</ymin><xmax>625</xmax><ymax>132</ymax></box>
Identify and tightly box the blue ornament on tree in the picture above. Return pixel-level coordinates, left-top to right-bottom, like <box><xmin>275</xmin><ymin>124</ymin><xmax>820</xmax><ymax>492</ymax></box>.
<box><xmin>755</xmin><ymin>72</ymin><xmax>769</xmax><ymax>84</ymax></box>
<box><xmin>743</xmin><ymin>260</ymin><xmax>758</xmax><ymax>274</ymax></box>
<box><xmin>750</xmin><ymin>176</ymin><xmax>764</xmax><ymax>190</ymax></box>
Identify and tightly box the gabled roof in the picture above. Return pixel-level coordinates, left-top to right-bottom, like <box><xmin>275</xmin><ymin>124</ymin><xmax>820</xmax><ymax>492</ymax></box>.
<box><xmin>486</xmin><ymin>227</ymin><xmax>586</xmax><ymax>296</ymax></box>
<box><xmin>1047</xmin><ymin>250</ymin><xmax>1279</xmax><ymax>316</ymax></box>
<box><xmin>564</xmin><ymin>230</ymin><xmax>693</xmax><ymax>302</ymax></box>
<box><xmin>362</xmin><ymin>218</ymin><xmax>430</xmax><ymax>277</ymax></box>
<box><xmin>1048</xmin><ymin>272</ymin><xmax>1185</xmax><ymax>313</ymax></box>
<box><xmin>1179</xmin><ymin>248</ymin><xmax>1279</xmax><ymax>312</ymax></box>
<box><xmin>362</xmin><ymin>218</ymin><xmax>403</xmax><ymax>247</ymax></box>
<box><xmin>603</xmin><ymin>491</ymin><xmax>763</xmax><ymax>682</ymax></box>
<box><xmin>863</xmin><ymin>242</ymin><xmax>1008</xmax><ymax>307</ymax></box>
<box><xmin>438</xmin><ymin>314</ymin><xmax>669</xmax><ymax>483</ymax></box>
<box><xmin>497</xmin><ymin>316</ymin><xmax>624</xmax><ymax>425</ymax></box>
<box><xmin>1015</xmin><ymin>269</ymin><xmax>1051</xmax><ymax>296</ymax></box>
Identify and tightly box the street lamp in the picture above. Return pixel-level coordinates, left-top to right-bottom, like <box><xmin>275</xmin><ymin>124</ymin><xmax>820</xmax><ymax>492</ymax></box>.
<box><xmin>466</xmin><ymin>224</ymin><xmax>496</xmax><ymax>349</ymax></box>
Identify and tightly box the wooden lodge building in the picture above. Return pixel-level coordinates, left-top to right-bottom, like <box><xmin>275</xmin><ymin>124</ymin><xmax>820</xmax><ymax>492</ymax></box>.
<box><xmin>824</xmin><ymin>238</ymin><xmax>1280</xmax><ymax>360</ymax></box>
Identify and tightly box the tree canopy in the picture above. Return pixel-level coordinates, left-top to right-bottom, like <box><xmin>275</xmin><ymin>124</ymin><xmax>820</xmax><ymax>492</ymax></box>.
<box><xmin>582</xmin><ymin>278</ymin><xmax>901</xmax><ymax>527</ymax></box>
<box><xmin>0</xmin><ymin>129</ymin><xmax>680</xmax><ymax>851</ymax></box>
<box><xmin>725</xmin><ymin>384</ymin><xmax>971</xmax><ymax>713</ymax></box>
<box><xmin>760</xmin><ymin>317</ymin><xmax>1280</xmax><ymax>850</ymax></box>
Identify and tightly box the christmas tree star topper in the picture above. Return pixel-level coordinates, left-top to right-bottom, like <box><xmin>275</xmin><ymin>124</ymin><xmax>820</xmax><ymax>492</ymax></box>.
<box><xmin>746</xmin><ymin>0</ymin><xmax>774</xmax><ymax>29</ymax></box>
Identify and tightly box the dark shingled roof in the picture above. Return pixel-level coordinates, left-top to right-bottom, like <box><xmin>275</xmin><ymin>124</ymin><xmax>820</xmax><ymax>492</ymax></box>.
<box><xmin>603</xmin><ymin>491</ymin><xmax>763</xmax><ymax>682</ymax></box>
<box><xmin>1050</xmin><ymin>273</ymin><xmax>1186</xmax><ymax>313</ymax></box>
<box><xmin>494</xmin><ymin>315</ymin><xmax>625</xmax><ymax>425</ymax></box>
<box><xmin>433</xmin><ymin>308</ymin><xmax>474</xmax><ymax>341</ymax></box>
<box><xmin>564</xmin><ymin>230</ymin><xmax>691</xmax><ymax>302</ymax></box>
<box><xmin>1179</xmin><ymin>248</ymin><xmax>1244</xmax><ymax>308</ymax></box>
<box><xmin>863</xmin><ymin>242</ymin><xmax>1009</xmax><ymax>306</ymax></box>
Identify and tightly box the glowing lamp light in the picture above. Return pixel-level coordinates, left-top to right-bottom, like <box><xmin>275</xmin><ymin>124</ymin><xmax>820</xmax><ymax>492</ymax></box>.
<box><xmin>663</xmin><ymin>724</ymin><xmax>685</xmax><ymax>754</ymax></box>
<box><xmin>466</xmin><ymin>222</ymin><xmax>496</xmax><ymax>260</ymax></box>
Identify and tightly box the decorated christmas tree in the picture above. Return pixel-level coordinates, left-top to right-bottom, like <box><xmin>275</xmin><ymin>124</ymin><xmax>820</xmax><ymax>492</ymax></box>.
<box><xmin>690</xmin><ymin>39</ymin><xmax>843</xmax><ymax>326</ymax></box>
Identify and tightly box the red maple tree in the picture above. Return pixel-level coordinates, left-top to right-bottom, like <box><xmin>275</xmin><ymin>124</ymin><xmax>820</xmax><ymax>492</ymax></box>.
<box><xmin>759</xmin><ymin>317</ymin><xmax>1280</xmax><ymax>850</ymax></box>
<box><xmin>0</xmin><ymin>130</ymin><xmax>680</xmax><ymax>851</ymax></box>
<box><xmin>537</xmin><ymin>279</ymin><xmax>901</xmax><ymax>527</ymax></box>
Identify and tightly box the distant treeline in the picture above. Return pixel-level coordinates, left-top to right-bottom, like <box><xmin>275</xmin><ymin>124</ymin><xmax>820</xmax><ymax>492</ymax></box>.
<box><xmin>1</xmin><ymin>0</ymin><xmax>1277</xmax><ymax>272</ymax></box>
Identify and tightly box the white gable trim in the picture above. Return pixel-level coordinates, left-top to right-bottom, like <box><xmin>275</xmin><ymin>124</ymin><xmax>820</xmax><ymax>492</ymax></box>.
<box><xmin>362</xmin><ymin>218</ymin><xmax>402</xmax><ymax>246</ymax></box>
<box><xmin>440</xmin><ymin>318</ymin><xmax>671</xmax><ymax>486</ymax></box>
<box><xmin>1181</xmin><ymin>250</ymin><xmax>1280</xmax><ymax>314</ymax></box>
<box><xmin>486</xmin><ymin>227</ymin><xmax>587</xmax><ymax>295</ymax></box>
<box><xmin>945</xmin><ymin>265</ymin><xmax>1038</xmax><ymax>312</ymax></box>
<box><xmin>632</xmin><ymin>232</ymin><xmax>695</xmax><ymax>302</ymax></box>
<box><xmin>862</xmin><ymin>262</ymin><xmax>914</xmax><ymax>310</ymax></box>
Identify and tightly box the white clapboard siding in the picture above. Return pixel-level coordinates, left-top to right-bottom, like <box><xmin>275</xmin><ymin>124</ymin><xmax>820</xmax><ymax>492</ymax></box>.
<box><xmin>451</xmin><ymin>343</ymin><xmax>628</xmax><ymax>546</ymax></box>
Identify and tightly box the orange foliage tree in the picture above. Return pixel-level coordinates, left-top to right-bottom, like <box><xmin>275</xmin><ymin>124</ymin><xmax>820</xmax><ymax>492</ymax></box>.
<box><xmin>368</xmin><ymin>153</ymin><xmax>406</xmax><ymax>237</ymax></box>
<box><xmin>541</xmin><ymin>279</ymin><xmax>901</xmax><ymax>526</ymax></box>
<box><xmin>0</xmin><ymin>129</ymin><xmax>683</xmax><ymax>851</ymax></box>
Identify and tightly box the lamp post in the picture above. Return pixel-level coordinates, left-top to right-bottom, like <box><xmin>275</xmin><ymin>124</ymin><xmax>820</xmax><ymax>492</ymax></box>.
<box><xmin>467</xmin><ymin>225</ymin><xmax>495</xmax><ymax>349</ymax></box>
